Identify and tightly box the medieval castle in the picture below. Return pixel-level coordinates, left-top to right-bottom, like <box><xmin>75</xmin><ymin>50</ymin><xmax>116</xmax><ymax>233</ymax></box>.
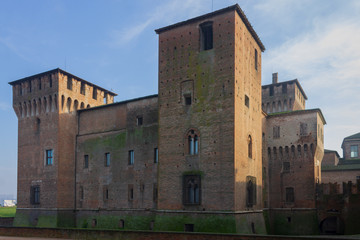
<box><xmin>9</xmin><ymin>4</ymin><xmax>360</xmax><ymax>235</ymax></box>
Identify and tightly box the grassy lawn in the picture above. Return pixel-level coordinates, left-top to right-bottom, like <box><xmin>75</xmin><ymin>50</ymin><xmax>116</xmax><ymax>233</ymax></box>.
<box><xmin>0</xmin><ymin>207</ymin><xmax>16</xmax><ymax>217</ymax></box>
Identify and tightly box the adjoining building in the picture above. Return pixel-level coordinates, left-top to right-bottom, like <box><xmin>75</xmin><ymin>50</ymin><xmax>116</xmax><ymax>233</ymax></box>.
<box><xmin>9</xmin><ymin>4</ymin><xmax>349</xmax><ymax>235</ymax></box>
<box><xmin>322</xmin><ymin>133</ymin><xmax>360</xmax><ymax>184</ymax></box>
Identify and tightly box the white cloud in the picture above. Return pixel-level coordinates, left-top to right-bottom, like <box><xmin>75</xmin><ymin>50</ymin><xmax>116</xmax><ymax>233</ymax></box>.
<box><xmin>261</xmin><ymin>1</ymin><xmax>360</xmax><ymax>153</ymax></box>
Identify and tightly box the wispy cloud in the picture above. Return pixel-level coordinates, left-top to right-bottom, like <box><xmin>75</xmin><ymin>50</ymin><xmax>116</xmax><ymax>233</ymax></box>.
<box><xmin>0</xmin><ymin>102</ymin><xmax>11</xmax><ymax>111</ymax></box>
<box><xmin>261</xmin><ymin>0</ymin><xmax>360</xmax><ymax>153</ymax></box>
<box><xmin>109</xmin><ymin>0</ymin><xmax>207</xmax><ymax>46</ymax></box>
<box><xmin>0</xmin><ymin>35</ymin><xmax>31</xmax><ymax>62</ymax></box>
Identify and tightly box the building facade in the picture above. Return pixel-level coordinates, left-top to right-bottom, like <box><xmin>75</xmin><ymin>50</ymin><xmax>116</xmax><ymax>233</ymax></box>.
<box><xmin>9</xmin><ymin>4</ymin><xmax>341</xmax><ymax>235</ymax></box>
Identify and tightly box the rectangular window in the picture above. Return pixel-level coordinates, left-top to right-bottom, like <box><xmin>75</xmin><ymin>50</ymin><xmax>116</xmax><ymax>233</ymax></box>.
<box><xmin>92</xmin><ymin>87</ymin><xmax>97</xmax><ymax>100</ymax></box>
<box><xmin>67</xmin><ymin>77</ymin><xmax>72</xmax><ymax>90</ymax></box>
<box><xmin>84</xmin><ymin>155</ymin><xmax>89</xmax><ymax>169</ymax></box>
<box><xmin>103</xmin><ymin>186</ymin><xmax>109</xmax><ymax>201</ymax></box>
<box><xmin>29</xmin><ymin>80</ymin><xmax>32</xmax><ymax>93</ymax></box>
<box><xmin>269</xmin><ymin>86</ymin><xmax>274</xmax><ymax>96</ymax></box>
<box><xmin>200</xmin><ymin>22</ymin><xmax>213</xmax><ymax>51</ymax></box>
<box><xmin>105</xmin><ymin>152</ymin><xmax>110</xmax><ymax>167</ymax></box>
<box><xmin>46</xmin><ymin>149</ymin><xmax>53</xmax><ymax>165</ymax></box>
<box><xmin>283</xmin><ymin>162</ymin><xmax>290</xmax><ymax>172</ymax></box>
<box><xmin>49</xmin><ymin>75</ymin><xmax>52</xmax><ymax>88</ymax></box>
<box><xmin>300</xmin><ymin>123</ymin><xmax>308</xmax><ymax>136</ymax></box>
<box><xmin>273</xmin><ymin>126</ymin><xmax>280</xmax><ymax>139</ymax></box>
<box><xmin>255</xmin><ymin>49</ymin><xmax>258</xmax><ymax>71</ymax></box>
<box><xmin>128</xmin><ymin>184</ymin><xmax>134</xmax><ymax>201</ymax></box>
<box><xmin>286</xmin><ymin>187</ymin><xmax>294</xmax><ymax>203</ymax></box>
<box><xmin>80</xmin><ymin>82</ymin><xmax>86</xmax><ymax>95</ymax></box>
<box><xmin>245</xmin><ymin>95</ymin><xmax>249</xmax><ymax>108</ymax></box>
<box><xmin>137</xmin><ymin>116</ymin><xmax>143</xmax><ymax>126</ymax></box>
<box><xmin>184</xmin><ymin>224</ymin><xmax>194</xmax><ymax>232</ymax></box>
<box><xmin>351</xmin><ymin>145</ymin><xmax>359</xmax><ymax>158</ymax></box>
<box><xmin>80</xmin><ymin>186</ymin><xmax>84</xmax><ymax>200</ymax></box>
<box><xmin>246</xmin><ymin>176</ymin><xmax>256</xmax><ymax>207</ymax></box>
<box><xmin>282</xmin><ymin>83</ymin><xmax>287</xmax><ymax>94</ymax></box>
<box><xmin>30</xmin><ymin>186</ymin><xmax>40</xmax><ymax>205</ymax></box>
<box><xmin>128</xmin><ymin>150</ymin><xmax>134</xmax><ymax>165</ymax></box>
<box><xmin>183</xmin><ymin>175</ymin><xmax>201</xmax><ymax>205</ymax></box>
<box><xmin>153</xmin><ymin>183</ymin><xmax>158</xmax><ymax>202</ymax></box>
<box><xmin>154</xmin><ymin>148</ymin><xmax>158</xmax><ymax>163</ymax></box>
<box><xmin>184</xmin><ymin>95</ymin><xmax>192</xmax><ymax>105</ymax></box>
<box><xmin>39</xmin><ymin>78</ymin><xmax>42</xmax><ymax>90</ymax></box>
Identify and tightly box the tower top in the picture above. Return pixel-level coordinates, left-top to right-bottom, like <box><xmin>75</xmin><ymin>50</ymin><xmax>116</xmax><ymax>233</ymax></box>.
<box><xmin>155</xmin><ymin>4</ymin><xmax>265</xmax><ymax>52</ymax></box>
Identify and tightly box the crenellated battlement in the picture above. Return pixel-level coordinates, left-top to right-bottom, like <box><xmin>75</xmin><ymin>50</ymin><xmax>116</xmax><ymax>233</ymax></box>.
<box><xmin>9</xmin><ymin>69</ymin><xmax>117</xmax><ymax>118</ymax></box>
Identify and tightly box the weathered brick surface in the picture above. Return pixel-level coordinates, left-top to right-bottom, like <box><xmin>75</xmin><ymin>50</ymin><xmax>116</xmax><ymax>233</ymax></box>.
<box><xmin>265</xmin><ymin>110</ymin><xmax>325</xmax><ymax>208</ymax></box>
<box><xmin>157</xmin><ymin>10</ymin><xmax>263</xmax><ymax>212</ymax></box>
<box><xmin>10</xmin><ymin>69</ymin><xmax>116</xmax><ymax>223</ymax></box>
<box><xmin>0</xmin><ymin>226</ymin><xmax>355</xmax><ymax>240</ymax></box>
<box><xmin>76</xmin><ymin>96</ymin><xmax>158</xmax><ymax>210</ymax></box>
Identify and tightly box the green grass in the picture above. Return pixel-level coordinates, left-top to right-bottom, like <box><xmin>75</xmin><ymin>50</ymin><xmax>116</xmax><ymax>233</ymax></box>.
<box><xmin>0</xmin><ymin>207</ymin><xmax>16</xmax><ymax>217</ymax></box>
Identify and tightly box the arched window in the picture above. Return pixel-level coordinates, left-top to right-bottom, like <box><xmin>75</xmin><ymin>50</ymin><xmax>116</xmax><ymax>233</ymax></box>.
<box><xmin>183</xmin><ymin>175</ymin><xmax>201</xmax><ymax>205</ymax></box>
<box><xmin>248</xmin><ymin>135</ymin><xmax>252</xmax><ymax>159</ymax></box>
<box><xmin>187</xmin><ymin>130</ymin><xmax>199</xmax><ymax>155</ymax></box>
<box><xmin>283</xmin><ymin>100</ymin><xmax>288</xmax><ymax>111</ymax></box>
<box><xmin>246</xmin><ymin>176</ymin><xmax>256</xmax><ymax>207</ymax></box>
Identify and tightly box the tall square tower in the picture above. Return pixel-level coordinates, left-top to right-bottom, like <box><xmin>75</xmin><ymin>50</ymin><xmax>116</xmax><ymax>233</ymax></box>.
<box><xmin>155</xmin><ymin>4</ymin><xmax>265</xmax><ymax>212</ymax></box>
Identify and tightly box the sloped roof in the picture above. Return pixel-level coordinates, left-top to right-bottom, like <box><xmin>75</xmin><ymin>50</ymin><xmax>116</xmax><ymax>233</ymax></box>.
<box><xmin>155</xmin><ymin>4</ymin><xmax>265</xmax><ymax>52</ymax></box>
<box><xmin>344</xmin><ymin>132</ymin><xmax>360</xmax><ymax>140</ymax></box>
<box><xmin>266</xmin><ymin>108</ymin><xmax>326</xmax><ymax>125</ymax></box>
<box><xmin>324</xmin><ymin>149</ymin><xmax>340</xmax><ymax>158</ymax></box>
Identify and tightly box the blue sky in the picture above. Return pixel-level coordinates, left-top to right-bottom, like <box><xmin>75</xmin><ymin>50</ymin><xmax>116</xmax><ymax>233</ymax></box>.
<box><xmin>0</xmin><ymin>0</ymin><xmax>359</xmax><ymax>197</ymax></box>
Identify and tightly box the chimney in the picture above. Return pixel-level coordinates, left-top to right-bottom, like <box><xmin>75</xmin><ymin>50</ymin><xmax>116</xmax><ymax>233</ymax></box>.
<box><xmin>272</xmin><ymin>73</ymin><xmax>278</xmax><ymax>84</ymax></box>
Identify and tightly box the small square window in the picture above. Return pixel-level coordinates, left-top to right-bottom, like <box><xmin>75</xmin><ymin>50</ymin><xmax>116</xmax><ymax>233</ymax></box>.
<box><xmin>105</xmin><ymin>153</ymin><xmax>110</xmax><ymax>167</ymax></box>
<box><xmin>84</xmin><ymin>155</ymin><xmax>89</xmax><ymax>169</ymax></box>
<box><xmin>154</xmin><ymin>148</ymin><xmax>158</xmax><ymax>163</ymax></box>
<box><xmin>185</xmin><ymin>95</ymin><xmax>192</xmax><ymax>105</ymax></box>
<box><xmin>46</xmin><ymin>149</ymin><xmax>53</xmax><ymax>165</ymax></box>
<box><xmin>129</xmin><ymin>150</ymin><xmax>134</xmax><ymax>165</ymax></box>
<box><xmin>283</xmin><ymin>162</ymin><xmax>290</xmax><ymax>172</ymax></box>
<box><xmin>184</xmin><ymin>224</ymin><xmax>194</xmax><ymax>232</ymax></box>
<box><xmin>137</xmin><ymin>117</ymin><xmax>143</xmax><ymax>126</ymax></box>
